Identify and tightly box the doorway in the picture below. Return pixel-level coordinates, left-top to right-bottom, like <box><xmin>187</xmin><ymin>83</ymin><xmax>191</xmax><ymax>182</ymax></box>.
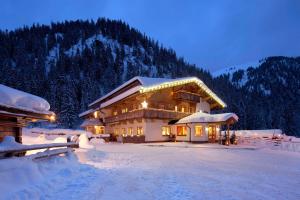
<box><xmin>208</xmin><ymin>125</ymin><xmax>216</xmax><ymax>143</ymax></box>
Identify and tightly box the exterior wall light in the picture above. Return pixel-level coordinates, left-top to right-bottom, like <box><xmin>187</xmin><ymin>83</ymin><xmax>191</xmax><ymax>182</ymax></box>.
<box><xmin>141</xmin><ymin>100</ymin><xmax>148</xmax><ymax>109</ymax></box>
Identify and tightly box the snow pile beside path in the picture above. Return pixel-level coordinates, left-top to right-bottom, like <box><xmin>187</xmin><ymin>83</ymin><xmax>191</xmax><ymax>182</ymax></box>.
<box><xmin>90</xmin><ymin>138</ymin><xmax>106</xmax><ymax>145</ymax></box>
<box><xmin>0</xmin><ymin>136</ymin><xmax>23</xmax><ymax>150</ymax></box>
<box><xmin>0</xmin><ymin>158</ymin><xmax>44</xmax><ymax>197</ymax></box>
<box><xmin>53</xmin><ymin>137</ymin><xmax>67</xmax><ymax>143</ymax></box>
<box><xmin>223</xmin><ymin>129</ymin><xmax>282</xmax><ymax>138</ymax></box>
<box><xmin>78</xmin><ymin>134</ymin><xmax>94</xmax><ymax>149</ymax></box>
<box><xmin>0</xmin><ymin>84</ymin><xmax>50</xmax><ymax>113</ymax></box>
<box><xmin>0</xmin><ymin>152</ymin><xmax>96</xmax><ymax>200</ymax></box>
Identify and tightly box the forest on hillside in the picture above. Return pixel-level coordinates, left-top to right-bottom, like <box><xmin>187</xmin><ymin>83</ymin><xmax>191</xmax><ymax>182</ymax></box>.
<box><xmin>0</xmin><ymin>19</ymin><xmax>299</xmax><ymax>136</ymax></box>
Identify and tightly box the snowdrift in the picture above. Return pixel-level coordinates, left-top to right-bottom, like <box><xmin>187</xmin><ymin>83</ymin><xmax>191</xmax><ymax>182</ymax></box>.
<box><xmin>0</xmin><ymin>84</ymin><xmax>51</xmax><ymax>113</ymax></box>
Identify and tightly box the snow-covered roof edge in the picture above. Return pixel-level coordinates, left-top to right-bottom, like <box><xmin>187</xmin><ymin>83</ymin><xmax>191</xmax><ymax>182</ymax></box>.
<box><xmin>176</xmin><ymin>112</ymin><xmax>238</xmax><ymax>124</ymax></box>
<box><xmin>89</xmin><ymin>76</ymin><xmax>227</xmax><ymax>108</ymax></box>
<box><xmin>89</xmin><ymin>76</ymin><xmax>143</xmax><ymax>107</ymax></box>
<box><xmin>0</xmin><ymin>84</ymin><xmax>54</xmax><ymax>116</ymax></box>
<box><xmin>78</xmin><ymin>108</ymin><xmax>96</xmax><ymax>117</ymax></box>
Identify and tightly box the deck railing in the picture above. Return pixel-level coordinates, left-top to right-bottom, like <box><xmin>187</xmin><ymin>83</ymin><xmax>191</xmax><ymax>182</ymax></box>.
<box><xmin>105</xmin><ymin>108</ymin><xmax>190</xmax><ymax>124</ymax></box>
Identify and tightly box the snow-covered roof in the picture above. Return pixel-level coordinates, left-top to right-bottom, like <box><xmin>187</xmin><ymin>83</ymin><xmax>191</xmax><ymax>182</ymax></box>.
<box><xmin>78</xmin><ymin>108</ymin><xmax>96</xmax><ymax>117</ymax></box>
<box><xmin>89</xmin><ymin>76</ymin><xmax>227</xmax><ymax>109</ymax></box>
<box><xmin>80</xmin><ymin>118</ymin><xmax>104</xmax><ymax>127</ymax></box>
<box><xmin>176</xmin><ymin>112</ymin><xmax>238</xmax><ymax>124</ymax></box>
<box><xmin>0</xmin><ymin>84</ymin><xmax>53</xmax><ymax>115</ymax></box>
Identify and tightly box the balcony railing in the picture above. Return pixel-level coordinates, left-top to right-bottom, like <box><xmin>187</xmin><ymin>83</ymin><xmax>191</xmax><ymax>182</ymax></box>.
<box><xmin>173</xmin><ymin>91</ymin><xmax>201</xmax><ymax>102</ymax></box>
<box><xmin>105</xmin><ymin>108</ymin><xmax>191</xmax><ymax>124</ymax></box>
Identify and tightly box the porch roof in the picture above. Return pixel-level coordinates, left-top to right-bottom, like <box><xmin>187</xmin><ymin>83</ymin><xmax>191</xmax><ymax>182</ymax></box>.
<box><xmin>80</xmin><ymin>118</ymin><xmax>104</xmax><ymax>127</ymax></box>
<box><xmin>176</xmin><ymin>112</ymin><xmax>238</xmax><ymax>124</ymax></box>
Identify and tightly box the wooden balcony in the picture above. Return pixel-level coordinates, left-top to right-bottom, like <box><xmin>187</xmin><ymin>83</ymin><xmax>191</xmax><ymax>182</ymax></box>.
<box><xmin>173</xmin><ymin>91</ymin><xmax>201</xmax><ymax>102</ymax></box>
<box><xmin>105</xmin><ymin>108</ymin><xmax>191</xmax><ymax>124</ymax></box>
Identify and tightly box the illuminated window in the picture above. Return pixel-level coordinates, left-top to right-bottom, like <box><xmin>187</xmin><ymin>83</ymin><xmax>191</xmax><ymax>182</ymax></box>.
<box><xmin>162</xmin><ymin>126</ymin><xmax>171</xmax><ymax>136</ymax></box>
<box><xmin>181</xmin><ymin>107</ymin><xmax>185</xmax><ymax>113</ymax></box>
<box><xmin>93</xmin><ymin>111</ymin><xmax>98</xmax><ymax>118</ymax></box>
<box><xmin>137</xmin><ymin>127</ymin><xmax>143</xmax><ymax>135</ymax></box>
<box><xmin>94</xmin><ymin>126</ymin><xmax>105</xmax><ymax>134</ymax></box>
<box><xmin>121</xmin><ymin>128</ymin><xmax>126</xmax><ymax>136</ymax></box>
<box><xmin>128</xmin><ymin>127</ymin><xmax>133</xmax><ymax>136</ymax></box>
<box><xmin>177</xmin><ymin>126</ymin><xmax>187</xmax><ymax>136</ymax></box>
<box><xmin>195</xmin><ymin>125</ymin><xmax>203</xmax><ymax>136</ymax></box>
<box><xmin>114</xmin><ymin>128</ymin><xmax>119</xmax><ymax>136</ymax></box>
<box><xmin>113</xmin><ymin>111</ymin><xmax>118</xmax><ymax>116</ymax></box>
<box><xmin>121</xmin><ymin>108</ymin><xmax>128</xmax><ymax>113</ymax></box>
<box><xmin>175</xmin><ymin>106</ymin><xmax>178</xmax><ymax>112</ymax></box>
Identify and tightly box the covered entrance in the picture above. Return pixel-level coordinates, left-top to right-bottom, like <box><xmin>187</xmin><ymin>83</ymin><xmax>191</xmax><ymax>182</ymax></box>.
<box><xmin>175</xmin><ymin>112</ymin><xmax>238</xmax><ymax>144</ymax></box>
<box><xmin>80</xmin><ymin>118</ymin><xmax>105</xmax><ymax>134</ymax></box>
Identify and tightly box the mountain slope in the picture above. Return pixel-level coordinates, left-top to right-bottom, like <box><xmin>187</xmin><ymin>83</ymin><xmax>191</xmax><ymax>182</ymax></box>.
<box><xmin>0</xmin><ymin>19</ymin><xmax>299</xmax><ymax>136</ymax></box>
<box><xmin>0</xmin><ymin>19</ymin><xmax>212</xmax><ymax>128</ymax></box>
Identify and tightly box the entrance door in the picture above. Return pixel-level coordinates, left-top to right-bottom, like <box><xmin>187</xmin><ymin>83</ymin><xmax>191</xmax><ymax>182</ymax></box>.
<box><xmin>208</xmin><ymin>125</ymin><xmax>216</xmax><ymax>143</ymax></box>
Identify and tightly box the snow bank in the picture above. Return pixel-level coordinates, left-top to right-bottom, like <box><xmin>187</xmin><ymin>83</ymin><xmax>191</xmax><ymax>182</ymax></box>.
<box><xmin>78</xmin><ymin>134</ymin><xmax>94</xmax><ymax>149</ymax></box>
<box><xmin>90</xmin><ymin>138</ymin><xmax>106</xmax><ymax>145</ymax></box>
<box><xmin>0</xmin><ymin>158</ymin><xmax>44</xmax><ymax>197</ymax></box>
<box><xmin>0</xmin><ymin>84</ymin><xmax>51</xmax><ymax>113</ymax></box>
<box><xmin>0</xmin><ymin>136</ymin><xmax>23</xmax><ymax>150</ymax></box>
<box><xmin>223</xmin><ymin>129</ymin><xmax>282</xmax><ymax>138</ymax></box>
<box><xmin>53</xmin><ymin>137</ymin><xmax>67</xmax><ymax>143</ymax></box>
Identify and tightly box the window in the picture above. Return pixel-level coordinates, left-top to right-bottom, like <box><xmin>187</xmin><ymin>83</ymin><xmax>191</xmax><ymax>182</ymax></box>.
<box><xmin>113</xmin><ymin>111</ymin><xmax>118</xmax><ymax>116</ymax></box>
<box><xmin>128</xmin><ymin>127</ymin><xmax>133</xmax><ymax>136</ymax></box>
<box><xmin>93</xmin><ymin>111</ymin><xmax>98</xmax><ymax>118</ymax></box>
<box><xmin>114</xmin><ymin>128</ymin><xmax>119</xmax><ymax>136</ymax></box>
<box><xmin>181</xmin><ymin>106</ymin><xmax>185</xmax><ymax>113</ymax></box>
<box><xmin>162</xmin><ymin>126</ymin><xmax>171</xmax><ymax>136</ymax></box>
<box><xmin>177</xmin><ymin>126</ymin><xmax>187</xmax><ymax>136</ymax></box>
<box><xmin>195</xmin><ymin>125</ymin><xmax>203</xmax><ymax>136</ymax></box>
<box><xmin>175</xmin><ymin>105</ymin><xmax>178</xmax><ymax>112</ymax></box>
<box><xmin>121</xmin><ymin>108</ymin><xmax>128</xmax><ymax>113</ymax></box>
<box><xmin>137</xmin><ymin>127</ymin><xmax>143</xmax><ymax>136</ymax></box>
<box><xmin>94</xmin><ymin>126</ymin><xmax>105</xmax><ymax>134</ymax></box>
<box><xmin>121</xmin><ymin>128</ymin><xmax>126</xmax><ymax>136</ymax></box>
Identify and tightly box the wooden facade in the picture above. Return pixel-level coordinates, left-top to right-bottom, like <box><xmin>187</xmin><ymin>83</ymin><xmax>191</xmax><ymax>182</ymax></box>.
<box><xmin>80</xmin><ymin>76</ymin><xmax>232</xmax><ymax>143</ymax></box>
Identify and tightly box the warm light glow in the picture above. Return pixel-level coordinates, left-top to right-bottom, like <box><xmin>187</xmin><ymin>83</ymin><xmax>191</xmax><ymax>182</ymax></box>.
<box><xmin>205</xmin><ymin>127</ymin><xmax>209</xmax><ymax>132</ymax></box>
<box><xmin>199</xmin><ymin>110</ymin><xmax>203</xmax><ymax>113</ymax></box>
<box><xmin>93</xmin><ymin>111</ymin><xmax>98</xmax><ymax>118</ymax></box>
<box><xmin>139</xmin><ymin>78</ymin><xmax>227</xmax><ymax>108</ymax></box>
<box><xmin>175</xmin><ymin>106</ymin><xmax>178</xmax><ymax>112</ymax></box>
<box><xmin>141</xmin><ymin>100</ymin><xmax>148</xmax><ymax>108</ymax></box>
<box><xmin>216</xmin><ymin>127</ymin><xmax>220</xmax><ymax>132</ymax></box>
<box><xmin>50</xmin><ymin>114</ymin><xmax>56</xmax><ymax>122</ymax></box>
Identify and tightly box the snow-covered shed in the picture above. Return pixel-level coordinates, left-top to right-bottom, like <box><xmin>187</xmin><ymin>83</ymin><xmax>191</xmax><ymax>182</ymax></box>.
<box><xmin>0</xmin><ymin>84</ymin><xmax>55</xmax><ymax>143</ymax></box>
<box><xmin>173</xmin><ymin>112</ymin><xmax>238</xmax><ymax>143</ymax></box>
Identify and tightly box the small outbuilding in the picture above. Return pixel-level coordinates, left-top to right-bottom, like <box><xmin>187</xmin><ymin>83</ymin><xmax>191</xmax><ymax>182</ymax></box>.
<box><xmin>174</xmin><ymin>112</ymin><xmax>238</xmax><ymax>143</ymax></box>
<box><xmin>0</xmin><ymin>84</ymin><xmax>55</xmax><ymax>143</ymax></box>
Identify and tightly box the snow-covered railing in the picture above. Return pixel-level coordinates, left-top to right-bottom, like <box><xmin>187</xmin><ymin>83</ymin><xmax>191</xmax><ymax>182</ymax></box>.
<box><xmin>0</xmin><ymin>142</ymin><xmax>79</xmax><ymax>159</ymax></box>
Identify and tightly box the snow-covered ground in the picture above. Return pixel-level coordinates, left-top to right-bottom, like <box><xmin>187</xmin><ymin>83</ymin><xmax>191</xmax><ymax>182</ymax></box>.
<box><xmin>1</xmin><ymin>133</ymin><xmax>300</xmax><ymax>200</ymax></box>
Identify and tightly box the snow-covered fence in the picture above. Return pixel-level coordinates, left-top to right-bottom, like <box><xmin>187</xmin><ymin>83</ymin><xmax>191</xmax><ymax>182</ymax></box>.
<box><xmin>222</xmin><ymin>129</ymin><xmax>300</xmax><ymax>152</ymax></box>
<box><xmin>0</xmin><ymin>136</ymin><xmax>79</xmax><ymax>159</ymax></box>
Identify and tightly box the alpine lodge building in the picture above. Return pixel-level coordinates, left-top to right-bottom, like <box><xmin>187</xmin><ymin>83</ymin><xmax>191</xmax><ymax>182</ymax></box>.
<box><xmin>79</xmin><ymin>76</ymin><xmax>238</xmax><ymax>143</ymax></box>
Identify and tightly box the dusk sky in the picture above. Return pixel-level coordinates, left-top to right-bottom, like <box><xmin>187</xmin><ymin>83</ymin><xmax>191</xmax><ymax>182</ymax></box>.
<box><xmin>1</xmin><ymin>0</ymin><xmax>299</xmax><ymax>72</ymax></box>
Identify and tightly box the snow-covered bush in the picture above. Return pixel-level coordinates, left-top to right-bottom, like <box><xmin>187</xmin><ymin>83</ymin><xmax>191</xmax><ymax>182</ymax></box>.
<box><xmin>90</xmin><ymin>138</ymin><xmax>105</xmax><ymax>145</ymax></box>
<box><xmin>78</xmin><ymin>134</ymin><xmax>94</xmax><ymax>149</ymax></box>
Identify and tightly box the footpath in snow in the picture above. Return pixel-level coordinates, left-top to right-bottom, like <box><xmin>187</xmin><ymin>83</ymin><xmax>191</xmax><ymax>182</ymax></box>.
<box><xmin>1</xmin><ymin>138</ymin><xmax>300</xmax><ymax>200</ymax></box>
